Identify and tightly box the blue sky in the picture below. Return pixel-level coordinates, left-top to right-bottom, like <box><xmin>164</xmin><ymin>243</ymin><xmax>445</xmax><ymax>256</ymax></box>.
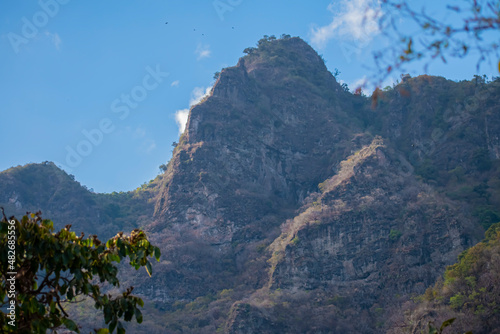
<box><xmin>0</xmin><ymin>0</ymin><xmax>498</xmax><ymax>193</ymax></box>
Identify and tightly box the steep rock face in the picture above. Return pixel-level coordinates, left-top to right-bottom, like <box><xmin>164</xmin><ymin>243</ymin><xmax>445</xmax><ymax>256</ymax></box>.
<box><xmin>153</xmin><ymin>38</ymin><xmax>360</xmax><ymax>236</ymax></box>
<box><xmin>227</xmin><ymin>139</ymin><xmax>481</xmax><ymax>333</ymax></box>
<box><xmin>271</xmin><ymin>140</ymin><xmax>475</xmax><ymax>292</ymax></box>
<box><xmin>143</xmin><ymin>37</ymin><xmax>366</xmax><ymax>300</ymax></box>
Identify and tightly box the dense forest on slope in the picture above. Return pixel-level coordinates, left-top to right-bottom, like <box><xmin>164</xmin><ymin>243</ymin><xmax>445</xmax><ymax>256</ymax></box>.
<box><xmin>1</xmin><ymin>36</ymin><xmax>499</xmax><ymax>333</ymax></box>
<box><xmin>398</xmin><ymin>223</ymin><xmax>500</xmax><ymax>334</ymax></box>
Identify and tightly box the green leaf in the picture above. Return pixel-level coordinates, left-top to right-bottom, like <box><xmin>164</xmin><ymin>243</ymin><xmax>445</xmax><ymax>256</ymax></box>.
<box><xmin>109</xmin><ymin>318</ymin><xmax>117</xmax><ymax>333</ymax></box>
<box><xmin>135</xmin><ymin>308</ymin><xmax>143</xmax><ymax>324</ymax></box>
<box><xmin>95</xmin><ymin>329</ymin><xmax>110</xmax><ymax>334</ymax></box>
<box><xmin>38</xmin><ymin>303</ymin><xmax>45</xmax><ymax>315</ymax></box>
<box><xmin>117</xmin><ymin>321</ymin><xmax>125</xmax><ymax>334</ymax></box>
<box><xmin>136</xmin><ymin>250</ymin><xmax>145</xmax><ymax>260</ymax></box>
<box><xmin>110</xmin><ymin>253</ymin><xmax>120</xmax><ymax>262</ymax></box>
<box><xmin>42</xmin><ymin>219</ymin><xmax>53</xmax><ymax>229</ymax></box>
<box><xmin>28</xmin><ymin>298</ymin><xmax>37</xmax><ymax>313</ymax></box>
<box><xmin>145</xmin><ymin>262</ymin><xmax>152</xmax><ymax>277</ymax></box>
<box><xmin>62</xmin><ymin>253</ymin><xmax>69</xmax><ymax>266</ymax></box>
<box><xmin>154</xmin><ymin>247</ymin><xmax>161</xmax><ymax>261</ymax></box>
<box><xmin>67</xmin><ymin>287</ymin><xmax>74</xmax><ymax>300</ymax></box>
<box><xmin>62</xmin><ymin>318</ymin><xmax>79</xmax><ymax>332</ymax></box>
<box><xmin>104</xmin><ymin>305</ymin><xmax>112</xmax><ymax>324</ymax></box>
<box><xmin>120</xmin><ymin>297</ymin><xmax>128</xmax><ymax>311</ymax></box>
<box><xmin>118</xmin><ymin>245</ymin><xmax>127</xmax><ymax>258</ymax></box>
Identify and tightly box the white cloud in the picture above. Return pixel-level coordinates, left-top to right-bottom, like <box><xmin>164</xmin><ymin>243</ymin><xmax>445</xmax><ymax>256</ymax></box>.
<box><xmin>310</xmin><ymin>0</ymin><xmax>382</xmax><ymax>49</ymax></box>
<box><xmin>174</xmin><ymin>86</ymin><xmax>212</xmax><ymax>135</ymax></box>
<box><xmin>171</xmin><ymin>80</ymin><xmax>180</xmax><ymax>87</ymax></box>
<box><xmin>175</xmin><ymin>109</ymin><xmax>189</xmax><ymax>135</ymax></box>
<box><xmin>310</xmin><ymin>20</ymin><xmax>342</xmax><ymax>50</ymax></box>
<box><xmin>348</xmin><ymin>76</ymin><xmax>380</xmax><ymax>95</ymax></box>
<box><xmin>349</xmin><ymin>76</ymin><xmax>368</xmax><ymax>92</ymax></box>
<box><xmin>44</xmin><ymin>31</ymin><xmax>62</xmax><ymax>50</ymax></box>
<box><xmin>195</xmin><ymin>43</ymin><xmax>211</xmax><ymax>60</ymax></box>
<box><xmin>189</xmin><ymin>86</ymin><xmax>212</xmax><ymax>107</ymax></box>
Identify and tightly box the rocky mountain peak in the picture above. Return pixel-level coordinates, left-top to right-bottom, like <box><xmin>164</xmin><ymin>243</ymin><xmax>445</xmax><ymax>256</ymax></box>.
<box><xmin>187</xmin><ymin>36</ymin><xmax>341</xmax><ymax>145</ymax></box>
<box><xmin>152</xmin><ymin>36</ymin><xmax>362</xmax><ymax>237</ymax></box>
<box><xmin>242</xmin><ymin>36</ymin><xmax>330</xmax><ymax>81</ymax></box>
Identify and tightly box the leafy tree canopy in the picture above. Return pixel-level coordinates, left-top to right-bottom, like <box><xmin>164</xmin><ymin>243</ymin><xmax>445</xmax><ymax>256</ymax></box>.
<box><xmin>407</xmin><ymin>222</ymin><xmax>500</xmax><ymax>333</ymax></box>
<box><xmin>0</xmin><ymin>210</ymin><xmax>160</xmax><ymax>334</ymax></box>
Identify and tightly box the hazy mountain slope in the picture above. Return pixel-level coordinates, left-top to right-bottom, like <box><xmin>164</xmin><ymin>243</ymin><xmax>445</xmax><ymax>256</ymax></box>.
<box><xmin>0</xmin><ymin>162</ymin><xmax>100</xmax><ymax>231</ymax></box>
<box><xmin>0</xmin><ymin>162</ymin><xmax>158</xmax><ymax>240</ymax></box>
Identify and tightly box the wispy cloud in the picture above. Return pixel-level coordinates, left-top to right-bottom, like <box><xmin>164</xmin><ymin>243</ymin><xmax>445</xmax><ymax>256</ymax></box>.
<box><xmin>174</xmin><ymin>86</ymin><xmax>212</xmax><ymax>135</ymax></box>
<box><xmin>44</xmin><ymin>31</ymin><xmax>62</xmax><ymax>50</ymax></box>
<box><xmin>310</xmin><ymin>0</ymin><xmax>382</xmax><ymax>49</ymax></box>
<box><xmin>195</xmin><ymin>43</ymin><xmax>211</xmax><ymax>60</ymax></box>
<box><xmin>350</xmin><ymin>76</ymin><xmax>368</xmax><ymax>92</ymax></box>
<box><xmin>310</xmin><ymin>20</ymin><xmax>342</xmax><ymax>51</ymax></box>
<box><xmin>171</xmin><ymin>80</ymin><xmax>180</xmax><ymax>87</ymax></box>
<box><xmin>189</xmin><ymin>86</ymin><xmax>211</xmax><ymax>107</ymax></box>
<box><xmin>348</xmin><ymin>74</ymin><xmax>397</xmax><ymax>95</ymax></box>
<box><xmin>175</xmin><ymin>109</ymin><xmax>189</xmax><ymax>135</ymax></box>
